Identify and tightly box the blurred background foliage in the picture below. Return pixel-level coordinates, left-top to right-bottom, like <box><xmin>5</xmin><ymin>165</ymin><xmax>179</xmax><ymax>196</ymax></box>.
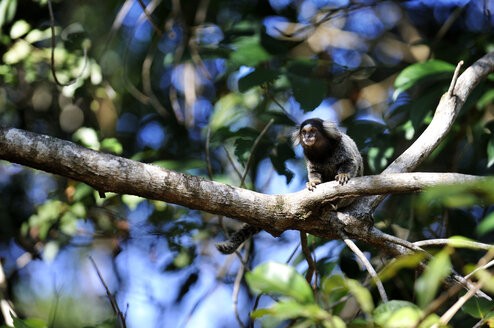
<box><xmin>0</xmin><ymin>0</ymin><xmax>494</xmax><ymax>327</ymax></box>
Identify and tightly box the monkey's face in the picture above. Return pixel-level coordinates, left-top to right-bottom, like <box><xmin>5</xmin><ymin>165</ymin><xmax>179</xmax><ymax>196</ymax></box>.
<box><xmin>300</xmin><ymin>124</ymin><xmax>319</xmax><ymax>147</ymax></box>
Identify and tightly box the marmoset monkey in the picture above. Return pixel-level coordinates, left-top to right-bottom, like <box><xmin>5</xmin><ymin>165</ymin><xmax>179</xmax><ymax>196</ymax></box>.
<box><xmin>292</xmin><ymin>118</ymin><xmax>363</xmax><ymax>208</ymax></box>
<box><xmin>215</xmin><ymin>118</ymin><xmax>363</xmax><ymax>254</ymax></box>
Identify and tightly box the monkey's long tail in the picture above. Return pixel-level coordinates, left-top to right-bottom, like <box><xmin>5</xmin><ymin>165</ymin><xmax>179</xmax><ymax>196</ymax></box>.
<box><xmin>215</xmin><ymin>224</ymin><xmax>261</xmax><ymax>254</ymax></box>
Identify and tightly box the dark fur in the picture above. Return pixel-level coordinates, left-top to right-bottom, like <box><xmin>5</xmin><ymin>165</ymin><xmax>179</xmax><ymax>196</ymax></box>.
<box><xmin>293</xmin><ymin>118</ymin><xmax>363</xmax><ymax>208</ymax></box>
<box><xmin>215</xmin><ymin>119</ymin><xmax>363</xmax><ymax>254</ymax></box>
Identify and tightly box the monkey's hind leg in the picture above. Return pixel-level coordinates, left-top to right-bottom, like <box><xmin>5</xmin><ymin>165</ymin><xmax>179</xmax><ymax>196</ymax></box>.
<box><xmin>215</xmin><ymin>223</ymin><xmax>261</xmax><ymax>254</ymax></box>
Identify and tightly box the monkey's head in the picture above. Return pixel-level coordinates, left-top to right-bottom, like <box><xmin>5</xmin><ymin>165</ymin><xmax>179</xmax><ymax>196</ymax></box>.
<box><xmin>292</xmin><ymin>118</ymin><xmax>341</xmax><ymax>150</ymax></box>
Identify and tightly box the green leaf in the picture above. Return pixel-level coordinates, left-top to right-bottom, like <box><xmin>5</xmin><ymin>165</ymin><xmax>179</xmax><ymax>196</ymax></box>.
<box><xmin>245</xmin><ymin>261</ymin><xmax>314</xmax><ymax>304</ymax></box>
<box><xmin>379</xmin><ymin>253</ymin><xmax>427</xmax><ymax>282</ymax></box>
<box><xmin>0</xmin><ymin>0</ymin><xmax>17</xmax><ymax>32</ymax></box>
<box><xmin>477</xmin><ymin>212</ymin><xmax>494</xmax><ymax>236</ymax></box>
<box><xmin>21</xmin><ymin>318</ymin><xmax>47</xmax><ymax>328</ymax></box>
<box><xmin>415</xmin><ymin>248</ymin><xmax>452</xmax><ymax>308</ymax></box>
<box><xmin>346</xmin><ymin>279</ymin><xmax>374</xmax><ymax>314</ymax></box>
<box><xmin>477</xmin><ymin>89</ymin><xmax>494</xmax><ymax>108</ymax></box>
<box><xmin>10</xmin><ymin>19</ymin><xmax>30</xmax><ymax>39</ymax></box>
<box><xmin>446</xmin><ymin>236</ymin><xmax>490</xmax><ymax>249</ymax></box>
<box><xmin>270</xmin><ymin>141</ymin><xmax>295</xmax><ymax>183</ymax></box>
<box><xmin>461</xmin><ymin>290</ymin><xmax>493</xmax><ymax>319</ymax></box>
<box><xmin>238</xmin><ymin>68</ymin><xmax>279</xmax><ymax>92</ymax></box>
<box><xmin>230</xmin><ymin>34</ymin><xmax>271</xmax><ymax>67</ymax></box>
<box><xmin>394</xmin><ymin>60</ymin><xmax>455</xmax><ymax>96</ymax></box>
<box><xmin>12</xmin><ymin>317</ymin><xmax>32</xmax><ymax>328</ymax></box>
<box><xmin>122</xmin><ymin>194</ymin><xmax>145</xmax><ymax>211</ymax></box>
<box><xmin>346</xmin><ymin>120</ymin><xmax>386</xmax><ymax>148</ymax></box>
<box><xmin>234</xmin><ymin>137</ymin><xmax>254</xmax><ymax>164</ymax></box>
<box><xmin>288</xmin><ymin>74</ymin><xmax>327</xmax><ymax>111</ymax></box>
<box><xmin>321</xmin><ymin>274</ymin><xmax>349</xmax><ymax>308</ymax></box>
<box><xmin>487</xmin><ymin>137</ymin><xmax>494</xmax><ymax>168</ymax></box>
<box><xmin>101</xmin><ymin>138</ymin><xmax>123</xmax><ymax>154</ymax></box>
<box><xmin>73</xmin><ymin>127</ymin><xmax>100</xmax><ymax>150</ymax></box>
<box><xmin>367</xmin><ymin>145</ymin><xmax>394</xmax><ymax>173</ymax></box>
<box><xmin>60</xmin><ymin>212</ymin><xmax>77</xmax><ymax>235</ymax></box>
<box><xmin>286</xmin><ymin>58</ymin><xmax>319</xmax><ymax>76</ymax></box>
<box><xmin>42</xmin><ymin>241</ymin><xmax>59</xmax><ymax>262</ymax></box>
<box><xmin>70</xmin><ymin>202</ymin><xmax>86</xmax><ymax>218</ymax></box>
<box><xmin>73</xmin><ymin>183</ymin><xmax>93</xmax><ymax>202</ymax></box>
<box><xmin>374</xmin><ymin>300</ymin><xmax>423</xmax><ymax>327</ymax></box>
<box><xmin>250</xmin><ymin>300</ymin><xmax>326</xmax><ymax>320</ymax></box>
<box><xmin>418</xmin><ymin>178</ymin><xmax>494</xmax><ymax>211</ymax></box>
<box><xmin>209</xmin><ymin>93</ymin><xmax>245</xmax><ymax>131</ymax></box>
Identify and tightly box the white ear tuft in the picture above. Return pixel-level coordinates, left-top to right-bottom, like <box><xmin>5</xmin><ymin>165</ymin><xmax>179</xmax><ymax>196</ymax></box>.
<box><xmin>322</xmin><ymin>120</ymin><xmax>342</xmax><ymax>139</ymax></box>
<box><xmin>291</xmin><ymin>128</ymin><xmax>300</xmax><ymax>146</ymax></box>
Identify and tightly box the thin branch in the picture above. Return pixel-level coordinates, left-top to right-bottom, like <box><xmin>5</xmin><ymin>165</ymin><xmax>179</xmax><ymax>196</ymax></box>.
<box><xmin>466</xmin><ymin>259</ymin><xmax>494</xmax><ymax>280</ymax></box>
<box><xmin>222</xmin><ymin>145</ymin><xmax>243</xmax><ymax>181</ymax></box>
<box><xmin>136</xmin><ymin>0</ymin><xmax>163</xmax><ymax>36</ymax></box>
<box><xmin>417</xmin><ymin>249</ymin><xmax>494</xmax><ymax>328</ymax></box>
<box><xmin>414</xmin><ymin>239</ymin><xmax>493</xmax><ymax>251</ymax></box>
<box><xmin>416</xmin><ymin>283</ymin><xmax>464</xmax><ymax>328</ymax></box>
<box><xmin>240</xmin><ymin>119</ymin><xmax>275</xmax><ymax>187</ymax></box>
<box><xmin>180</xmin><ymin>284</ymin><xmax>220</xmax><ymax>328</ymax></box>
<box><xmin>205</xmin><ymin>127</ymin><xmax>214</xmax><ymax>180</ymax></box>
<box><xmin>448</xmin><ymin>60</ymin><xmax>464</xmax><ymax>97</ymax></box>
<box><xmin>300</xmin><ymin>232</ymin><xmax>316</xmax><ymax>285</ymax></box>
<box><xmin>436</xmin><ymin>281</ymin><xmax>483</xmax><ymax>327</ymax></box>
<box><xmin>233</xmin><ymin>241</ymin><xmax>251</xmax><ymax>328</ymax></box>
<box><xmin>47</xmin><ymin>0</ymin><xmax>88</xmax><ymax>87</ymax></box>
<box><xmin>286</xmin><ymin>242</ymin><xmax>301</xmax><ymax>264</ymax></box>
<box><xmin>88</xmin><ymin>256</ymin><xmax>126</xmax><ymax>328</ymax></box>
<box><xmin>142</xmin><ymin>48</ymin><xmax>168</xmax><ymax>117</ymax></box>
<box><xmin>362</xmin><ymin>53</ymin><xmax>494</xmax><ymax>211</ymax></box>
<box><xmin>194</xmin><ymin>0</ymin><xmax>210</xmax><ymax>25</ymax></box>
<box><xmin>340</xmin><ymin>233</ymin><xmax>388</xmax><ymax>303</ymax></box>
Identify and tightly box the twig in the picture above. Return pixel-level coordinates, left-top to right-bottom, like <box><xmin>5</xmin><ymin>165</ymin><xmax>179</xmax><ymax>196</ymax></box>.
<box><xmin>340</xmin><ymin>233</ymin><xmax>388</xmax><ymax>303</ymax></box>
<box><xmin>88</xmin><ymin>256</ymin><xmax>126</xmax><ymax>328</ymax></box>
<box><xmin>435</xmin><ymin>281</ymin><xmax>483</xmax><ymax>327</ymax></box>
<box><xmin>240</xmin><ymin>119</ymin><xmax>275</xmax><ymax>187</ymax></box>
<box><xmin>233</xmin><ymin>241</ymin><xmax>251</xmax><ymax>328</ymax></box>
<box><xmin>142</xmin><ymin>48</ymin><xmax>168</xmax><ymax>117</ymax></box>
<box><xmin>136</xmin><ymin>0</ymin><xmax>163</xmax><ymax>36</ymax></box>
<box><xmin>448</xmin><ymin>60</ymin><xmax>464</xmax><ymax>97</ymax></box>
<box><xmin>416</xmin><ymin>283</ymin><xmax>463</xmax><ymax>328</ymax></box>
<box><xmin>417</xmin><ymin>248</ymin><xmax>494</xmax><ymax>328</ymax></box>
<box><xmin>300</xmin><ymin>232</ymin><xmax>315</xmax><ymax>285</ymax></box>
<box><xmin>194</xmin><ymin>0</ymin><xmax>210</xmax><ymax>25</ymax></box>
<box><xmin>205</xmin><ymin>128</ymin><xmax>230</xmax><ymax>239</ymax></box>
<box><xmin>414</xmin><ymin>239</ymin><xmax>494</xmax><ymax>251</ymax></box>
<box><xmin>286</xmin><ymin>242</ymin><xmax>301</xmax><ymax>264</ymax></box>
<box><xmin>101</xmin><ymin>0</ymin><xmax>133</xmax><ymax>60</ymax></box>
<box><xmin>180</xmin><ymin>284</ymin><xmax>220</xmax><ymax>328</ymax></box>
<box><xmin>47</xmin><ymin>0</ymin><xmax>88</xmax><ymax>87</ymax></box>
<box><xmin>205</xmin><ymin>127</ymin><xmax>214</xmax><ymax>180</ymax></box>
<box><xmin>430</xmin><ymin>6</ymin><xmax>464</xmax><ymax>59</ymax></box>
<box><xmin>263</xmin><ymin>87</ymin><xmax>298</xmax><ymax>124</ymax></box>
<box><xmin>222</xmin><ymin>145</ymin><xmax>243</xmax><ymax>181</ymax></box>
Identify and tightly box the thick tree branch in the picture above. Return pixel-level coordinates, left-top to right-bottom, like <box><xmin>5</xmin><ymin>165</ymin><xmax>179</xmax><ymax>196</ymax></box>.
<box><xmin>0</xmin><ymin>126</ymin><xmax>484</xmax><ymax>238</ymax></box>
<box><xmin>359</xmin><ymin>52</ymin><xmax>494</xmax><ymax>212</ymax></box>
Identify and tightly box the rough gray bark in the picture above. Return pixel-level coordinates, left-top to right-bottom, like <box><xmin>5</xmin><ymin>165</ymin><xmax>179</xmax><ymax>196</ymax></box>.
<box><xmin>0</xmin><ymin>128</ymin><xmax>482</xmax><ymax>238</ymax></box>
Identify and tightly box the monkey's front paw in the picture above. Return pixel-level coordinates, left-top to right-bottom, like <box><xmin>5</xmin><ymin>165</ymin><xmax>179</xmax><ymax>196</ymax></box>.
<box><xmin>306</xmin><ymin>181</ymin><xmax>319</xmax><ymax>191</ymax></box>
<box><xmin>335</xmin><ymin>173</ymin><xmax>350</xmax><ymax>185</ymax></box>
